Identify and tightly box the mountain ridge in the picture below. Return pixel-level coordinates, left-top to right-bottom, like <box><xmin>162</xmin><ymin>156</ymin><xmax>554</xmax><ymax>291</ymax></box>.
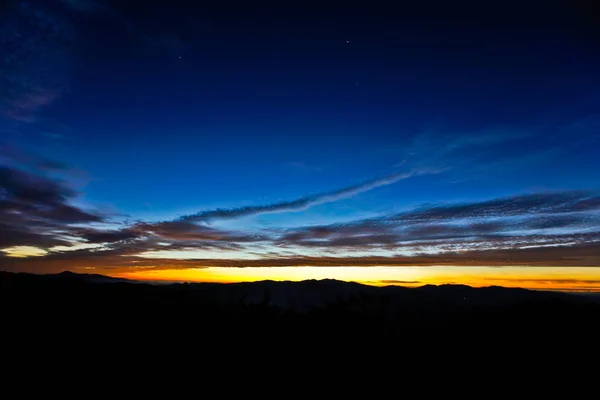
<box><xmin>2</xmin><ymin>270</ymin><xmax>592</xmax><ymax>310</ymax></box>
<box><xmin>0</xmin><ymin>270</ymin><xmax>581</xmax><ymax>293</ymax></box>
<box><xmin>3</xmin><ymin>269</ymin><xmax>599</xmax><ymax>352</ymax></box>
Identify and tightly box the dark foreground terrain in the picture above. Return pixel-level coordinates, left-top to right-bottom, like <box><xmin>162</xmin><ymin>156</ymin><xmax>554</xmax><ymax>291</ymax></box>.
<box><xmin>0</xmin><ymin>273</ymin><xmax>600</xmax><ymax>345</ymax></box>
<box><xmin>2</xmin><ymin>271</ymin><xmax>600</xmax><ymax>367</ymax></box>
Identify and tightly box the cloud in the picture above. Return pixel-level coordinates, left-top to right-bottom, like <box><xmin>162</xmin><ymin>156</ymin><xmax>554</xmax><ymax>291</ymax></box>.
<box><xmin>273</xmin><ymin>191</ymin><xmax>600</xmax><ymax>256</ymax></box>
<box><xmin>1</xmin><ymin>150</ymin><xmax>599</xmax><ymax>276</ymax></box>
<box><xmin>3</xmin><ymin>175</ymin><xmax>600</xmax><ymax>270</ymax></box>
<box><xmin>389</xmin><ymin>191</ymin><xmax>600</xmax><ymax>223</ymax></box>
<box><xmin>0</xmin><ymin>1</ymin><xmax>74</xmax><ymax>122</ymax></box>
<box><xmin>482</xmin><ymin>277</ymin><xmax>600</xmax><ymax>285</ymax></box>
<box><xmin>119</xmin><ymin>220</ymin><xmax>269</xmax><ymax>245</ymax></box>
<box><xmin>0</xmin><ymin>143</ymin><xmax>70</xmax><ymax>172</ymax></box>
<box><xmin>0</xmin><ymin>151</ymin><xmax>106</xmax><ymax>252</ymax></box>
<box><xmin>1</xmin><ymin>165</ymin><xmax>77</xmax><ymax>207</ymax></box>
<box><xmin>76</xmin><ymin>228</ymin><xmax>140</xmax><ymax>244</ymax></box>
<box><xmin>0</xmin><ymin>0</ymin><xmax>186</xmax><ymax>126</ymax></box>
<box><xmin>398</xmin><ymin>127</ymin><xmax>533</xmax><ymax>172</ymax></box>
<box><xmin>180</xmin><ymin>170</ymin><xmax>424</xmax><ymax>222</ymax></box>
<box><xmin>3</xmin><ymin>241</ymin><xmax>600</xmax><ymax>275</ymax></box>
<box><xmin>395</xmin><ymin>121</ymin><xmax>597</xmax><ymax>184</ymax></box>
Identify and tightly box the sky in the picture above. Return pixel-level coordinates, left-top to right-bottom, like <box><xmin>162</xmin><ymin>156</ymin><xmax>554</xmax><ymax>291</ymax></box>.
<box><xmin>1</xmin><ymin>0</ymin><xmax>600</xmax><ymax>291</ymax></box>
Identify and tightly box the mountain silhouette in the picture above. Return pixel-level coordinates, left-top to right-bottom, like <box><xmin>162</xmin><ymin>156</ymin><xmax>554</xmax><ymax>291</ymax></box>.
<box><xmin>2</xmin><ymin>270</ymin><xmax>598</xmax><ymax>364</ymax></box>
<box><xmin>1</xmin><ymin>270</ymin><xmax>591</xmax><ymax>309</ymax></box>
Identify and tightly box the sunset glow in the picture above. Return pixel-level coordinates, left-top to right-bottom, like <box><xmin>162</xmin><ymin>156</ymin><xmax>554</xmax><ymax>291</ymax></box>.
<box><xmin>112</xmin><ymin>266</ymin><xmax>600</xmax><ymax>292</ymax></box>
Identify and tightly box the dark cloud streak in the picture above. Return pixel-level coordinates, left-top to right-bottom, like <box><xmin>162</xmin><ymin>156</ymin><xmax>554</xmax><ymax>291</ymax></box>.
<box><xmin>390</xmin><ymin>192</ymin><xmax>600</xmax><ymax>222</ymax></box>
<box><xmin>276</xmin><ymin>191</ymin><xmax>600</xmax><ymax>254</ymax></box>
<box><xmin>0</xmin><ymin>163</ymin><xmax>105</xmax><ymax>252</ymax></box>
<box><xmin>3</xmin><ymin>241</ymin><xmax>599</xmax><ymax>274</ymax></box>
<box><xmin>1</xmin><ymin>154</ymin><xmax>599</xmax><ymax>273</ymax></box>
<box><xmin>180</xmin><ymin>171</ymin><xmax>419</xmax><ymax>222</ymax></box>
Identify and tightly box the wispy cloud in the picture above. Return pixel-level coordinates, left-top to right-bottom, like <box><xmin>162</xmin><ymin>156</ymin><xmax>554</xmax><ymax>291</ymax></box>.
<box><xmin>179</xmin><ymin>170</ymin><xmax>427</xmax><ymax>222</ymax></box>
<box><xmin>0</xmin><ymin>1</ymin><xmax>75</xmax><ymax>123</ymax></box>
<box><xmin>0</xmin><ymin>144</ymin><xmax>70</xmax><ymax>172</ymax></box>
<box><xmin>388</xmin><ymin>191</ymin><xmax>600</xmax><ymax>222</ymax></box>
<box><xmin>395</xmin><ymin>120</ymin><xmax>598</xmax><ymax>185</ymax></box>
<box><xmin>4</xmin><ymin>241</ymin><xmax>600</xmax><ymax>275</ymax></box>
<box><xmin>378</xmin><ymin>280</ymin><xmax>422</xmax><ymax>285</ymax></box>
<box><xmin>0</xmin><ymin>0</ymin><xmax>184</xmax><ymax>130</ymax></box>
<box><xmin>0</xmin><ymin>165</ymin><xmax>105</xmax><ymax>250</ymax></box>
<box><xmin>399</xmin><ymin>127</ymin><xmax>533</xmax><ymax>172</ymax></box>
<box><xmin>1</xmin><ymin>148</ymin><xmax>599</xmax><ymax>275</ymax></box>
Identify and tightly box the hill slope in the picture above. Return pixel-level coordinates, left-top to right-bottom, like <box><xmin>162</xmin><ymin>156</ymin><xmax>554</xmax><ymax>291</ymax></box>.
<box><xmin>2</xmin><ymin>271</ymin><xmax>598</xmax><ymax>353</ymax></box>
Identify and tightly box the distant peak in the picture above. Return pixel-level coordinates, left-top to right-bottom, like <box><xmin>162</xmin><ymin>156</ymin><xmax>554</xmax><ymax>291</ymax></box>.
<box><xmin>56</xmin><ymin>271</ymin><xmax>78</xmax><ymax>276</ymax></box>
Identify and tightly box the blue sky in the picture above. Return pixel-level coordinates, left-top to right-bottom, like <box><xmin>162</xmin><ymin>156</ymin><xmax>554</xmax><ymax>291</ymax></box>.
<box><xmin>1</xmin><ymin>0</ymin><xmax>600</xmax><ymax>288</ymax></box>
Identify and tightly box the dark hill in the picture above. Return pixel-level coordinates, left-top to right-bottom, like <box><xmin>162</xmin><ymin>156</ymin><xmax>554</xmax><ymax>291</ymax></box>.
<box><xmin>0</xmin><ymin>270</ymin><xmax>588</xmax><ymax>310</ymax></box>
<box><xmin>2</xmin><ymin>271</ymin><xmax>599</xmax><ymax>358</ymax></box>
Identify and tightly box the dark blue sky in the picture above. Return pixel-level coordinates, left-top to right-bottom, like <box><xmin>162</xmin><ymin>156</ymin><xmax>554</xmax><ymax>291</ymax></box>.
<box><xmin>1</xmin><ymin>0</ymin><xmax>600</xmax><ymax>285</ymax></box>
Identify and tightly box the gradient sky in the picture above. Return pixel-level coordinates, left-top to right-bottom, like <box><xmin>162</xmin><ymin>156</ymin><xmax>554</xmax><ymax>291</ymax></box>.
<box><xmin>1</xmin><ymin>0</ymin><xmax>600</xmax><ymax>291</ymax></box>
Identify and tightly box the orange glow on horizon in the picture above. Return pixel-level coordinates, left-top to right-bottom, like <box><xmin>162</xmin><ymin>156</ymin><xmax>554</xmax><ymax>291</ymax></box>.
<box><xmin>107</xmin><ymin>266</ymin><xmax>600</xmax><ymax>292</ymax></box>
